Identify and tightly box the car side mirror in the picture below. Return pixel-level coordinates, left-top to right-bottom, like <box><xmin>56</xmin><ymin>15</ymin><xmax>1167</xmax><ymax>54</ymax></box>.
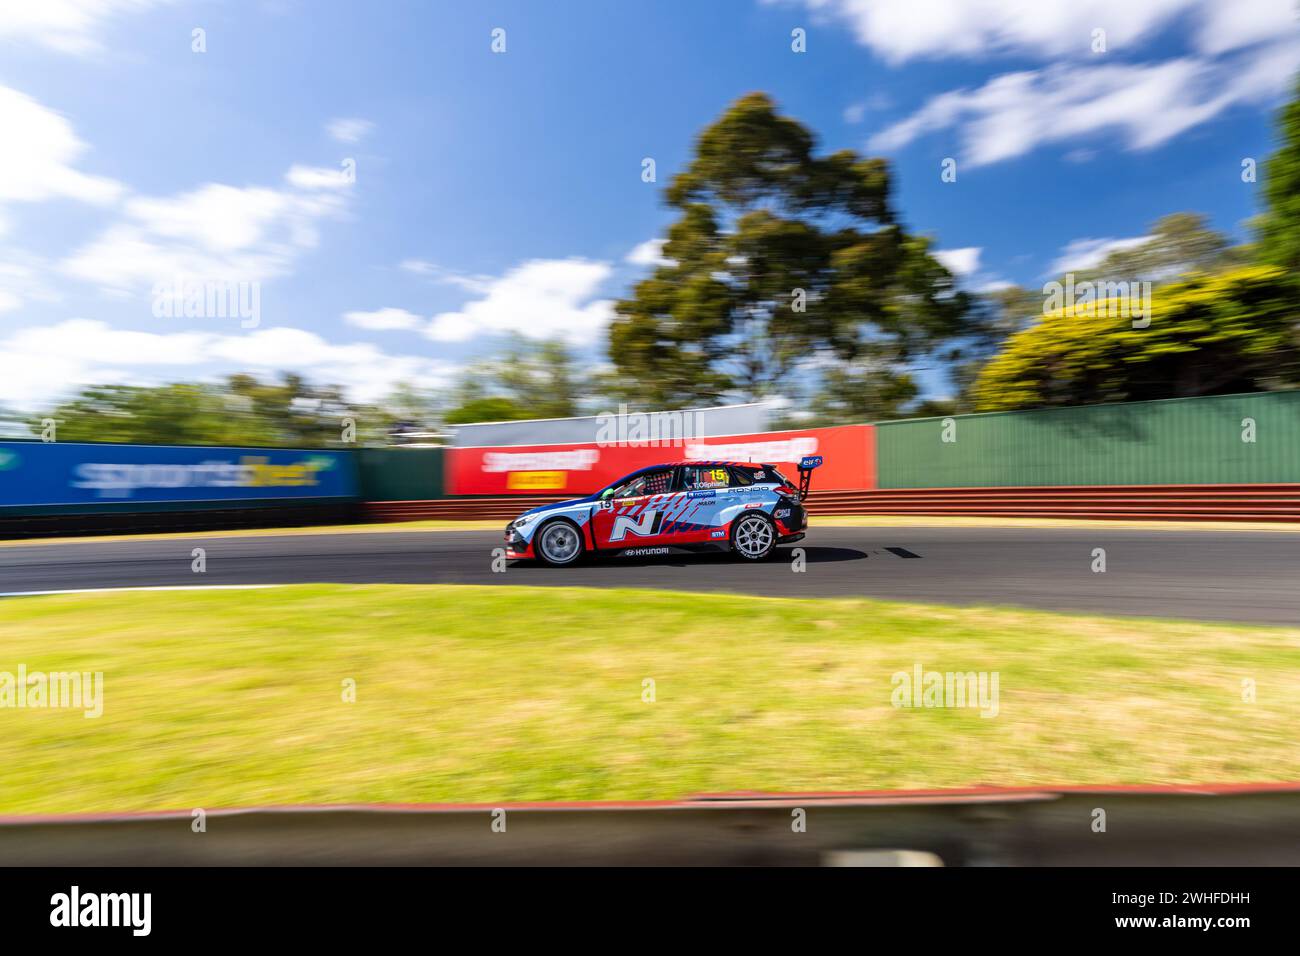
<box><xmin>600</xmin><ymin>488</ymin><xmax>614</xmax><ymax>500</ymax></box>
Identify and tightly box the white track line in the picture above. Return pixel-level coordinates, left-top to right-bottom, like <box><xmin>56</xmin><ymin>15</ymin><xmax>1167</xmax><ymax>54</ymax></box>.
<box><xmin>0</xmin><ymin>585</ymin><xmax>288</xmax><ymax>597</ymax></box>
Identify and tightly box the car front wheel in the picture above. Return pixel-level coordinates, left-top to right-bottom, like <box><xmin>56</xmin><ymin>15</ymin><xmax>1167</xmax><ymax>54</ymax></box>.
<box><xmin>535</xmin><ymin>519</ymin><xmax>585</xmax><ymax>566</ymax></box>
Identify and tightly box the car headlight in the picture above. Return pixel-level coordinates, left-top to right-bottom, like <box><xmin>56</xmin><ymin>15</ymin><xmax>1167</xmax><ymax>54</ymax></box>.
<box><xmin>513</xmin><ymin>513</ymin><xmax>537</xmax><ymax>530</ymax></box>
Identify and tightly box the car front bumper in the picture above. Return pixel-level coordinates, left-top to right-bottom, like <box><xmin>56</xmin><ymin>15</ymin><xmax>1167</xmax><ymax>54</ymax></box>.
<box><xmin>504</xmin><ymin>521</ymin><xmax>535</xmax><ymax>560</ymax></box>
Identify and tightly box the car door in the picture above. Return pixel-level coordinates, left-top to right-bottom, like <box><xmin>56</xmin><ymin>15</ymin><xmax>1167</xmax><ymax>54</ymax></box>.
<box><xmin>590</xmin><ymin>467</ymin><xmax>678</xmax><ymax>548</ymax></box>
<box><xmin>670</xmin><ymin>464</ymin><xmax>741</xmax><ymax>544</ymax></box>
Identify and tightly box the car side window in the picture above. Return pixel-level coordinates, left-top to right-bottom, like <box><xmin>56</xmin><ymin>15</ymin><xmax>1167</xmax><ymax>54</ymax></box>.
<box><xmin>682</xmin><ymin>465</ymin><xmax>733</xmax><ymax>490</ymax></box>
<box><xmin>616</xmin><ymin>468</ymin><xmax>673</xmax><ymax>498</ymax></box>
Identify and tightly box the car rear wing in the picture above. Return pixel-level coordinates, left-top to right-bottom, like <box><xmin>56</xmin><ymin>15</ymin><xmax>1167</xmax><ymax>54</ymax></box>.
<box><xmin>796</xmin><ymin>455</ymin><xmax>823</xmax><ymax>502</ymax></box>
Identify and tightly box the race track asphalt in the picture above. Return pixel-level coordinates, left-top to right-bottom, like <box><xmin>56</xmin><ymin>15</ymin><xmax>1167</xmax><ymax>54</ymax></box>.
<box><xmin>2</xmin><ymin>525</ymin><xmax>1298</xmax><ymax>625</ymax></box>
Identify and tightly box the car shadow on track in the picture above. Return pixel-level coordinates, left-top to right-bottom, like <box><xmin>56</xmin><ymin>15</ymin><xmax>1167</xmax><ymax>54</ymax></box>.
<box><xmin>511</xmin><ymin>545</ymin><xmax>869</xmax><ymax>570</ymax></box>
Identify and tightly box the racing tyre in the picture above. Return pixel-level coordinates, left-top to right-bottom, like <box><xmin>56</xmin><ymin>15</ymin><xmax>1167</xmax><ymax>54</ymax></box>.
<box><xmin>535</xmin><ymin>518</ymin><xmax>585</xmax><ymax>566</ymax></box>
<box><xmin>730</xmin><ymin>512</ymin><xmax>777</xmax><ymax>561</ymax></box>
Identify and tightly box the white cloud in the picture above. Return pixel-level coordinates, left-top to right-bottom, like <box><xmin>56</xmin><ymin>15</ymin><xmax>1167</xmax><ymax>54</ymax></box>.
<box><xmin>61</xmin><ymin>171</ymin><xmax>349</xmax><ymax>292</ymax></box>
<box><xmin>0</xmin><ymin>260</ymin><xmax>46</xmax><ymax>316</ymax></box>
<box><xmin>0</xmin><ymin>86</ymin><xmax>122</xmax><ymax>205</ymax></box>
<box><xmin>870</xmin><ymin>41</ymin><xmax>1300</xmax><ymax>167</ymax></box>
<box><xmin>343</xmin><ymin>307</ymin><xmax>422</xmax><ymax>331</ymax></box>
<box><xmin>1193</xmin><ymin>0</ymin><xmax>1299</xmax><ymax>56</ymax></box>
<box><xmin>326</xmin><ymin>118</ymin><xmax>374</xmax><ymax>143</ymax></box>
<box><xmin>843</xmin><ymin>92</ymin><xmax>892</xmax><ymax>124</ymax></box>
<box><xmin>0</xmin><ymin>0</ymin><xmax>167</xmax><ymax>55</ymax></box>
<box><xmin>934</xmin><ymin>246</ymin><xmax>981</xmax><ymax>276</ymax></box>
<box><xmin>808</xmin><ymin>0</ymin><xmax>1300</xmax><ymax>168</ymax></box>
<box><xmin>285</xmin><ymin>163</ymin><xmax>355</xmax><ymax>190</ymax></box>
<box><xmin>398</xmin><ymin>258</ymin><xmax>435</xmax><ymax>275</ymax></box>
<box><xmin>794</xmin><ymin>0</ymin><xmax>1286</xmax><ymax>64</ymax></box>
<box><xmin>0</xmin><ymin>85</ymin><xmax>124</xmax><ymax>312</ymax></box>
<box><xmin>0</xmin><ymin>319</ymin><xmax>457</xmax><ymax>407</ymax></box>
<box><xmin>976</xmin><ymin>279</ymin><xmax>1016</xmax><ymax>293</ymax></box>
<box><xmin>399</xmin><ymin>258</ymin><xmax>495</xmax><ymax>294</ymax></box>
<box><xmin>1048</xmin><ymin>235</ymin><xmax>1150</xmax><ymax>275</ymax></box>
<box><xmin>206</xmin><ymin>327</ymin><xmax>454</xmax><ymax>402</ymax></box>
<box><xmin>625</xmin><ymin>238</ymin><xmax>672</xmax><ymax>267</ymax></box>
<box><xmin>426</xmin><ymin>258</ymin><xmax>614</xmax><ymax>345</ymax></box>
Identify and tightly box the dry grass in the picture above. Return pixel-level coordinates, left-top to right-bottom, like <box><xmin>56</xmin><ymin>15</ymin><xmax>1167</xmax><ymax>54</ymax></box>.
<box><xmin>0</xmin><ymin>584</ymin><xmax>1296</xmax><ymax>814</ymax></box>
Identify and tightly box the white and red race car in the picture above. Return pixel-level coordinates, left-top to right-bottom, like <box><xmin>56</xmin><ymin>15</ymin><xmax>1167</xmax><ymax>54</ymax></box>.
<box><xmin>504</xmin><ymin>456</ymin><xmax>823</xmax><ymax>565</ymax></box>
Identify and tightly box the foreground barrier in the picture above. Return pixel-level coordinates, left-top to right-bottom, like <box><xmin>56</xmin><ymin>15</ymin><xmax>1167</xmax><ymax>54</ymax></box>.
<box><xmin>0</xmin><ymin>502</ymin><xmax>360</xmax><ymax>539</ymax></box>
<box><xmin>362</xmin><ymin>483</ymin><xmax>1300</xmax><ymax>524</ymax></box>
<box><xmin>2</xmin><ymin>784</ymin><xmax>1297</xmax><ymax>865</ymax></box>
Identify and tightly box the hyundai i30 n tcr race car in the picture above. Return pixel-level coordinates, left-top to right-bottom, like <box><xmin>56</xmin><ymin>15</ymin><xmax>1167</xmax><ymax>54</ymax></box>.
<box><xmin>504</xmin><ymin>456</ymin><xmax>824</xmax><ymax>565</ymax></box>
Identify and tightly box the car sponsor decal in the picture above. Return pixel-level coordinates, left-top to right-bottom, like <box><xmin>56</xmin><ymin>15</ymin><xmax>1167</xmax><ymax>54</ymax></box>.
<box><xmin>609</xmin><ymin>510</ymin><xmax>664</xmax><ymax>541</ymax></box>
<box><xmin>506</xmin><ymin>470</ymin><xmax>566</xmax><ymax>491</ymax></box>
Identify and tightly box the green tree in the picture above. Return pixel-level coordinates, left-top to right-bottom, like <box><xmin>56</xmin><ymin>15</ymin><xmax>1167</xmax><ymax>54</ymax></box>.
<box><xmin>443</xmin><ymin>396</ymin><xmax>530</xmax><ymax>424</ymax></box>
<box><xmin>1074</xmin><ymin>213</ymin><xmax>1240</xmax><ymax>284</ymax></box>
<box><xmin>494</xmin><ymin>337</ymin><xmax>587</xmax><ymax>418</ymax></box>
<box><xmin>799</xmin><ymin>361</ymin><xmax>919</xmax><ymax>425</ymax></box>
<box><xmin>43</xmin><ymin>374</ymin><xmax>380</xmax><ymax>446</ymax></box>
<box><xmin>444</xmin><ymin>336</ymin><xmax>590</xmax><ymax>423</ymax></box>
<box><xmin>608</xmin><ymin>92</ymin><xmax>971</xmax><ymax>408</ymax></box>
<box><xmin>942</xmin><ymin>284</ymin><xmax>1043</xmax><ymax>413</ymax></box>
<box><xmin>1259</xmin><ymin>73</ymin><xmax>1300</xmax><ymax>273</ymax></box>
<box><xmin>965</xmin><ymin>212</ymin><xmax>1260</xmax><ymax>413</ymax></box>
<box><xmin>46</xmin><ymin>383</ymin><xmax>247</xmax><ymax>445</ymax></box>
<box><xmin>379</xmin><ymin>381</ymin><xmax>444</xmax><ymax>436</ymax></box>
<box><xmin>973</xmin><ymin>266</ymin><xmax>1300</xmax><ymax>411</ymax></box>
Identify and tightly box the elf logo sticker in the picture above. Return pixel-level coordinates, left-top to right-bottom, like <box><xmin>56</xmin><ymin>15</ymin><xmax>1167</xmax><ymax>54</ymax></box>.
<box><xmin>609</xmin><ymin>510</ymin><xmax>663</xmax><ymax>541</ymax></box>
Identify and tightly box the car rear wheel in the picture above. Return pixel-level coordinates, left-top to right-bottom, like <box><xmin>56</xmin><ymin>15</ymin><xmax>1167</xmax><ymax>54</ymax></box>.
<box><xmin>535</xmin><ymin>519</ymin><xmax>585</xmax><ymax>566</ymax></box>
<box><xmin>730</xmin><ymin>512</ymin><xmax>776</xmax><ymax>561</ymax></box>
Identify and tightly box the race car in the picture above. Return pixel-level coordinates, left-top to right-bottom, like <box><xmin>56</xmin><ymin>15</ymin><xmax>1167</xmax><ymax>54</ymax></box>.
<box><xmin>504</xmin><ymin>455</ymin><xmax>824</xmax><ymax>565</ymax></box>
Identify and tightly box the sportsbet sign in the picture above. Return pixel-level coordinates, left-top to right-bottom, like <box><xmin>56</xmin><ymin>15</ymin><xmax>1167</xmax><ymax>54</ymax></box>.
<box><xmin>446</xmin><ymin>425</ymin><xmax>876</xmax><ymax>495</ymax></box>
<box><xmin>0</xmin><ymin>442</ymin><xmax>355</xmax><ymax>507</ymax></box>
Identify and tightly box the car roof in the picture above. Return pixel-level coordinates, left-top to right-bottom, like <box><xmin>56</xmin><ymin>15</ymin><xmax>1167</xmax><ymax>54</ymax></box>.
<box><xmin>627</xmin><ymin>460</ymin><xmax>773</xmax><ymax>469</ymax></box>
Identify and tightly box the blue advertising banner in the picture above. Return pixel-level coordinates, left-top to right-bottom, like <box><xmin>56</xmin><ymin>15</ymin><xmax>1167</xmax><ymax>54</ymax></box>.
<box><xmin>0</xmin><ymin>442</ymin><xmax>356</xmax><ymax>508</ymax></box>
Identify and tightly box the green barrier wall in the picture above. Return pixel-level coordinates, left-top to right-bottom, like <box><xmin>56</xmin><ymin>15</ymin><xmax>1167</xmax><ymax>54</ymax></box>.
<box><xmin>356</xmin><ymin>447</ymin><xmax>444</xmax><ymax>500</ymax></box>
<box><xmin>876</xmin><ymin>391</ymin><xmax>1300</xmax><ymax>488</ymax></box>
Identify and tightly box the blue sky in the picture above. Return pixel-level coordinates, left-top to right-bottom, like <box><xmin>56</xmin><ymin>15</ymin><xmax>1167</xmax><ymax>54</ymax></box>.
<box><xmin>1</xmin><ymin>0</ymin><xmax>1297</xmax><ymax>410</ymax></box>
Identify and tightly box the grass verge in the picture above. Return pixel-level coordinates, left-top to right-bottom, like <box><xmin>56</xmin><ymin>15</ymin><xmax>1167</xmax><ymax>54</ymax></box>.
<box><xmin>1</xmin><ymin>584</ymin><xmax>1296</xmax><ymax>814</ymax></box>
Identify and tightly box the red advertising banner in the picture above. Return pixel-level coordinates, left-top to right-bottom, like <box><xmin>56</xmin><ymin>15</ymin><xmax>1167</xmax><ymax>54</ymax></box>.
<box><xmin>446</xmin><ymin>424</ymin><xmax>876</xmax><ymax>495</ymax></box>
